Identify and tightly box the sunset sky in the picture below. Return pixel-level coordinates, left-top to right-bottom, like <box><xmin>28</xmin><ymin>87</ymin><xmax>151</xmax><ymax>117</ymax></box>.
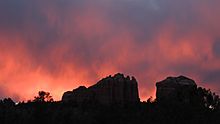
<box><xmin>0</xmin><ymin>0</ymin><xmax>220</xmax><ymax>101</ymax></box>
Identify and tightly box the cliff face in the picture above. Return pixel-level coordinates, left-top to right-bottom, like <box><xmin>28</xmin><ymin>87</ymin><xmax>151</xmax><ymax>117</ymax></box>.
<box><xmin>156</xmin><ymin>76</ymin><xmax>197</xmax><ymax>103</ymax></box>
<box><xmin>62</xmin><ymin>73</ymin><xmax>140</xmax><ymax>105</ymax></box>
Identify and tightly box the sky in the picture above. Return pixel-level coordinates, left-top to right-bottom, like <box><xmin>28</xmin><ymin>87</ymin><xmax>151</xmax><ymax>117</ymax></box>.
<box><xmin>0</xmin><ymin>0</ymin><xmax>220</xmax><ymax>101</ymax></box>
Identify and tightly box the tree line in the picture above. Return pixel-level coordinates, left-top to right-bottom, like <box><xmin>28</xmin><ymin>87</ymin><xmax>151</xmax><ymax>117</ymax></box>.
<box><xmin>0</xmin><ymin>86</ymin><xmax>220</xmax><ymax>124</ymax></box>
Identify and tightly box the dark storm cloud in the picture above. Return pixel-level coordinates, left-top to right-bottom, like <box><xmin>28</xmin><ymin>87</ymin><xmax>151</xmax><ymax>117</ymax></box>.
<box><xmin>213</xmin><ymin>39</ymin><xmax>220</xmax><ymax>58</ymax></box>
<box><xmin>201</xmin><ymin>69</ymin><xmax>220</xmax><ymax>83</ymax></box>
<box><xmin>0</xmin><ymin>0</ymin><xmax>26</xmax><ymax>29</ymax></box>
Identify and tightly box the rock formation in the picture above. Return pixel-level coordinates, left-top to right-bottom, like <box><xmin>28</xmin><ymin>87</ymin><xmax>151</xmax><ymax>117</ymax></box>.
<box><xmin>62</xmin><ymin>73</ymin><xmax>140</xmax><ymax>105</ymax></box>
<box><xmin>156</xmin><ymin>76</ymin><xmax>197</xmax><ymax>103</ymax></box>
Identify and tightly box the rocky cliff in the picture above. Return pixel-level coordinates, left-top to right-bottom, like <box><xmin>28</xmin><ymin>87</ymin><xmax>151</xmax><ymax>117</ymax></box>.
<box><xmin>62</xmin><ymin>73</ymin><xmax>140</xmax><ymax>105</ymax></box>
<box><xmin>156</xmin><ymin>76</ymin><xmax>197</xmax><ymax>103</ymax></box>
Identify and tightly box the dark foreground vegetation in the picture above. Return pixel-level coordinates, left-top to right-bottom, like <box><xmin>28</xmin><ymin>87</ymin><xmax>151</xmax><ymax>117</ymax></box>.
<box><xmin>0</xmin><ymin>87</ymin><xmax>220</xmax><ymax>124</ymax></box>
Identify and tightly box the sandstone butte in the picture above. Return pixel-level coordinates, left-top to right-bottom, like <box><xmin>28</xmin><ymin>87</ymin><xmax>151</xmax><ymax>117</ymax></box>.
<box><xmin>62</xmin><ymin>74</ymin><xmax>197</xmax><ymax>105</ymax></box>
<box><xmin>62</xmin><ymin>73</ymin><xmax>140</xmax><ymax>105</ymax></box>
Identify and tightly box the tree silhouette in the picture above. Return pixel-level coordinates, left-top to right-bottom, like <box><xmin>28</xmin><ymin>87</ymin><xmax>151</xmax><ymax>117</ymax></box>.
<box><xmin>193</xmin><ymin>87</ymin><xmax>220</xmax><ymax>110</ymax></box>
<box><xmin>33</xmin><ymin>91</ymin><xmax>54</xmax><ymax>102</ymax></box>
<box><xmin>0</xmin><ymin>98</ymin><xmax>15</xmax><ymax>107</ymax></box>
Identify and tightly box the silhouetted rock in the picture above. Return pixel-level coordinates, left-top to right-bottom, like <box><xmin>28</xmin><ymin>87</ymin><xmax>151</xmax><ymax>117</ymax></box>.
<box><xmin>1</xmin><ymin>75</ymin><xmax>220</xmax><ymax>124</ymax></box>
<box><xmin>156</xmin><ymin>76</ymin><xmax>197</xmax><ymax>103</ymax></box>
<box><xmin>62</xmin><ymin>86</ymin><xmax>93</xmax><ymax>103</ymax></box>
<box><xmin>62</xmin><ymin>73</ymin><xmax>140</xmax><ymax>105</ymax></box>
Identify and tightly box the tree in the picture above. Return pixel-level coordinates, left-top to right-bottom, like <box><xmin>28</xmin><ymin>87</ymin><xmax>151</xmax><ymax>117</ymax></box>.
<box><xmin>33</xmin><ymin>91</ymin><xmax>54</xmax><ymax>102</ymax></box>
<box><xmin>0</xmin><ymin>98</ymin><xmax>15</xmax><ymax>107</ymax></box>
<box><xmin>147</xmin><ymin>96</ymin><xmax>154</xmax><ymax>103</ymax></box>
<box><xmin>194</xmin><ymin>87</ymin><xmax>220</xmax><ymax>110</ymax></box>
